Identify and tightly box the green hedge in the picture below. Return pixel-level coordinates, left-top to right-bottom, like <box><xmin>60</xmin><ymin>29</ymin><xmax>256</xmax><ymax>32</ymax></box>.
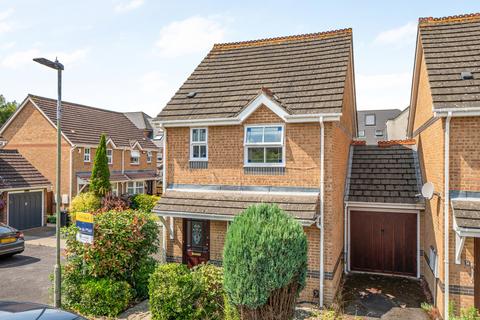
<box><xmin>131</xmin><ymin>194</ymin><xmax>160</xmax><ymax>213</ymax></box>
<box><xmin>69</xmin><ymin>192</ymin><xmax>101</xmax><ymax>214</ymax></box>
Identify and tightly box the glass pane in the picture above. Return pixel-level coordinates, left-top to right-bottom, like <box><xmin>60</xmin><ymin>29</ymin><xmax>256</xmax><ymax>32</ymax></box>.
<box><xmin>247</xmin><ymin>147</ymin><xmax>265</xmax><ymax>163</ymax></box>
<box><xmin>246</xmin><ymin>127</ymin><xmax>263</xmax><ymax>143</ymax></box>
<box><xmin>200</xmin><ymin>145</ymin><xmax>207</xmax><ymax>158</ymax></box>
<box><xmin>266</xmin><ymin>147</ymin><xmax>283</xmax><ymax>163</ymax></box>
<box><xmin>192</xmin><ymin>222</ymin><xmax>203</xmax><ymax>245</ymax></box>
<box><xmin>193</xmin><ymin>145</ymin><xmax>200</xmax><ymax>158</ymax></box>
<box><xmin>264</xmin><ymin>126</ymin><xmax>282</xmax><ymax>143</ymax></box>
<box><xmin>365</xmin><ymin>115</ymin><xmax>375</xmax><ymax>125</ymax></box>
<box><xmin>199</xmin><ymin>129</ymin><xmax>206</xmax><ymax>142</ymax></box>
<box><xmin>192</xmin><ymin>129</ymin><xmax>199</xmax><ymax>142</ymax></box>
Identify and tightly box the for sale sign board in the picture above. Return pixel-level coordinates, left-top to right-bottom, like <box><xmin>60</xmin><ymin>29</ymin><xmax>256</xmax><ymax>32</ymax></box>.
<box><xmin>76</xmin><ymin>212</ymin><xmax>94</xmax><ymax>244</ymax></box>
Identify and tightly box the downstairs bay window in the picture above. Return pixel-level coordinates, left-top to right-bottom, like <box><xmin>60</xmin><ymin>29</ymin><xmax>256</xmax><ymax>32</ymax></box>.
<box><xmin>244</xmin><ymin>125</ymin><xmax>284</xmax><ymax>166</ymax></box>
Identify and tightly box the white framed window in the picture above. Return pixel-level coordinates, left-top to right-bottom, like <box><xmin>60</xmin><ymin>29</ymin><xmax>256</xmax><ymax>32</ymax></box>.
<box><xmin>365</xmin><ymin>114</ymin><xmax>376</xmax><ymax>126</ymax></box>
<box><xmin>127</xmin><ymin>181</ymin><xmax>144</xmax><ymax>195</ymax></box>
<box><xmin>244</xmin><ymin>125</ymin><xmax>284</xmax><ymax>167</ymax></box>
<box><xmin>375</xmin><ymin>129</ymin><xmax>384</xmax><ymax>137</ymax></box>
<box><xmin>358</xmin><ymin>130</ymin><xmax>365</xmax><ymax>137</ymax></box>
<box><xmin>107</xmin><ymin>149</ymin><xmax>113</xmax><ymax>165</ymax></box>
<box><xmin>84</xmin><ymin>148</ymin><xmax>91</xmax><ymax>162</ymax></box>
<box><xmin>190</xmin><ymin>128</ymin><xmax>208</xmax><ymax>161</ymax></box>
<box><xmin>130</xmin><ymin>150</ymin><xmax>140</xmax><ymax>164</ymax></box>
<box><xmin>147</xmin><ymin>151</ymin><xmax>152</xmax><ymax>163</ymax></box>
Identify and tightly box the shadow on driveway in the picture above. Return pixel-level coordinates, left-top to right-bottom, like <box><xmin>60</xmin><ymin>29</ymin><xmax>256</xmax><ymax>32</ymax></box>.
<box><xmin>341</xmin><ymin>273</ymin><xmax>429</xmax><ymax>319</ymax></box>
<box><xmin>0</xmin><ymin>254</ymin><xmax>40</xmax><ymax>268</ymax></box>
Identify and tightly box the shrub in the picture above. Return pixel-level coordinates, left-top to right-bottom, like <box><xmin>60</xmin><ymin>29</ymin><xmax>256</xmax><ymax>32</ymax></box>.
<box><xmin>46</xmin><ymin>215</ymin><xmax>56</xmax><ymax>224</ymax></box>
<box><xmin>224</xmin><ymin>296</ymin><xmax>240</xmax><ymax>320</ymax></box>
<box><xmin>90</xmin><ymin>134</ymin><xmax>111</xmax><ymax>196</ymax></box>
<box><xmin>131</xmin><ymin>194</ymin><xmax>160</xmax><ymax>213</ymax></box>
<box><xmin>223</xmin><ymin>204</ymin><xmax>308</xmax><ymax>320</ymax></box>
<box><xmin>100</xmin><ymin>194</ymin><xmax>130</xmax><ymax>212</ymax></box>
<box><xmin>131</xmin><ymin>256</ymin><xmax>157</xmax><ymax>300</ymax></box>
<box><xmin>149</xmin><ymin>263</ymin><xmax>201</xmax><ymax>320</ymax></box>
<box><xmin>69</xmin><ymin>192</ymin><xmax>101</xmax><ymax>214</ymax></box>
<box><xmin>75</xmin><ymin>278</ymin><xmax>132</xmax><ymax>317</ymax></box>
<box><xmin>193</xmin><ymin>264</ymin><xmax>225</xmax><ymax>320</ymax></box>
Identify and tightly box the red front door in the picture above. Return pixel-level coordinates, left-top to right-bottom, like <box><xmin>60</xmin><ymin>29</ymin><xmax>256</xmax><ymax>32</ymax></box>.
<box><xmin>183</xmin><ymin>219</ymin><xmax>210</xmax><ymax>268</ymax></box>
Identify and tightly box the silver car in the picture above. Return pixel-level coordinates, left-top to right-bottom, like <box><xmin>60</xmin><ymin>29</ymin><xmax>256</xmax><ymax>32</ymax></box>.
<box><xmin>0</xmin><ymin>223</ymin><xmax>24</xmax><ymax>257</ymax></box>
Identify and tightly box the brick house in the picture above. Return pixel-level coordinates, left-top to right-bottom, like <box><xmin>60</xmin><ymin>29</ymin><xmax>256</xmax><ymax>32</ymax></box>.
<box><xmin>407</xmin><ymin>13</ymin><xmax>480</xmax><ymax>318</ymax></box>
<box><xmin>0</xmin><ymin>95</ymin><xmax>158</xmax><ymax>209</ymax></box>
<box><xmin>0</xmin><ymin>149</ymin><xmax>51</xmax><ymax>229</ymax></box>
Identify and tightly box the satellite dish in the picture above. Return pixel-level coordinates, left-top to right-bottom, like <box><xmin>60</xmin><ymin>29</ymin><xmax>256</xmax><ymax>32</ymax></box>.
<box><xmin>421</xmin><ymin>182</ymin><xmax>435</xmax><ymax>200</ymax></box>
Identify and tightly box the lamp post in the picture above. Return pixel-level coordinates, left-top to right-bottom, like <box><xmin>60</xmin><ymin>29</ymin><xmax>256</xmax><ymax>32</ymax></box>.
<box><xmin>33</xmin><ymin>57</ymin><xmax>64</xmax><ymax>308</ymax></box>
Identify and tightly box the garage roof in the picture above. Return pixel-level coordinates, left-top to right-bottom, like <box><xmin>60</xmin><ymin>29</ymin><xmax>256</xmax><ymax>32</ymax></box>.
<box><xmin>346</xmin><ymin>145</ymin><xmax>423</xmax><ymax>204</ymax></box>
<box><xmin>452</xmin><ymin>199</ymin><xmax>480</xmax><ymax>229</ymax></box>
<box><xmin>0</xmin><ymin>150</ymin><xmax>50</xmax><ymax>190</ymax></box>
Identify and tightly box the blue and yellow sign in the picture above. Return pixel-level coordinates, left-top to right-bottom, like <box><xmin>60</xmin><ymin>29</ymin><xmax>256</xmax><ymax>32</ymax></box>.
<box><xmin>76</xmin><ymin>212</ymin><xmax>94</xmax><ymax>244</ymax></box>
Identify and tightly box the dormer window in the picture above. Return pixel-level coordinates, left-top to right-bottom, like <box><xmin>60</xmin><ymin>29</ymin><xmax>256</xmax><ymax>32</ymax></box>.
<box><xmin>244</xmin><ymin>125</ymin><xmax>284</xmax><ymax>166</ymax></box>
<box><xmin>130</xmin><ymin>150</ymin><xmax>140</xmax><ymax>165</ymax></box>
<box><xmin>190</xmin><ymin>128</ymin><xmax>208</xmax><ymax>161</ymax></box>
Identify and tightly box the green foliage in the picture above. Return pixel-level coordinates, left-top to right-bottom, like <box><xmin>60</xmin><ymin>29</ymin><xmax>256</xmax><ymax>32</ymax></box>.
<box><xmin>149</xmin><ymin>263</ymin><xmax>201</xmax><ymax>320</ymax></box>
<box><xmin>223</xmin><ymin>204</ymin><xmax>308</xmax><ymax>309</ymax></box>
<box><xmin>132</xmin><ymin>256</ymin><xmax>157</xmax><ymax>300</ymax></box>
<box><xmin>46</xmin><ymin>215</ymin><xmax>56</xmax><ymax>224</ymax></box>
<box><xmin>75</xmin><ymin>278</ymin><xmax>132</xmax><ymax>317</ymax></box>
<box><xmin>224</xmin><ymin>296</ymin><xmax>240</xmax><ymax>320</ymax></box>
<box><xmin>148</xmin><ymin>263</ymin><xmax>226</xmax><ymax>320</ymax></box>
<box><xmin>69</xmin><ymin>192</ymin><xmax>101</xmax><ymax>214</ymax></box>
<box><xmin>0</xmin><ymin>95</ymin><xmax>17</xmax><ymax>126</ymax></box>
<box><xmin>131</xmin><ymin>194</ymin><xmax>160</xmax><ymax>212</ymax></box>
<box><xmin>449</xmin><ymin>302</ymin><xmax>480</xmax><ymax>320</ymax></box>
<box><xmin>90</xmin><ymin>134</ymin><xmax>111</xmax><ymax>196</ymax></box>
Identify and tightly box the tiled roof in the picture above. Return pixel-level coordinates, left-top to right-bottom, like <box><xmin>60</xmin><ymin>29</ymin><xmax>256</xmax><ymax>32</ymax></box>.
<box><xmin>28</xmin><ymin>95</ymin><xmax>157</xmax><ymax>149</ymax></box>
<box><xmin>419</xmin><ymin>13</ymin><xmax>480</xmax><ymax>110</ymax></box>
<box><xmin>452</xmin><ymin>199</ymin><xmax>480</xmax><ymax>229</ymax></box>
<box><xmin>157</xmin><ymin>29</ymin><xmax>353</xmax><ymax>121</ymax></box>
<box><xmin>0</xmin><ymin>149</ymin><xmax>50</xmax><ymax>190</ymax></box>
<box><xmin>124</xmin><ymin>112</ymin><xmax>153</xmax><ymax>131</ymax></box>
<box><xmin>76</xmin><ymin>170</ymin><xmax>156</xmax><ymax>182</ymax></box>
<box><xmin>154</xmin><ymin>190</ymin><xmax>319</xmax><ymax>220</ymax></box>
<box><xmin>346</xmin><ymin>145</ymin><xmax>422</xmax><ymax>204</ymax></box>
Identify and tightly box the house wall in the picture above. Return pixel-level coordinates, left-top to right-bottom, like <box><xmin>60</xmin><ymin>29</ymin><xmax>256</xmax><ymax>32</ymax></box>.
<box><xmin>2</xmin><ymin>102</ymin><xmax>71</xmax><ymax>206</ymax></box>
<box><xmin>386</xmin><ymin>108</ymin><xmax>409</xmax><ymax>141</ymax></box>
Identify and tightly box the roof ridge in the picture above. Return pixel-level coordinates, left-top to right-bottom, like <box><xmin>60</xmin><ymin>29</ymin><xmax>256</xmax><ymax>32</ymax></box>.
<box><xmin>28</xmin><ymin>94</ymin><xmax>124</xmax><ymax>115</ymax></box>
<box><xmin>212</xmin><ymin>28</ymin><xmax>352</xmax><ymax>50</ymax></box>
<box><xmin>419</xmin><ymin>12</ymin><xmax>480</xmax><ymax>25</ymax></box>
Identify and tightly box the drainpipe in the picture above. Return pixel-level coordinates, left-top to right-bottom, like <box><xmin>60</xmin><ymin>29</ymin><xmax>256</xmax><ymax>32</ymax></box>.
<box><xmin>315</xmin><ymin>116</ymin><xmax>325</xmax><ymax>308</ymax></box>
<box><xmin>344</xmin><ymin>203</ymin><xmax>348</xmax><ymax>273</ymax></box>
<box><xmin>444</xmin><ymin>112</ymin><xmax>452</xmax><ymax>320</ymax></box>
<box><xmin>162</xmin><ymin>127</ymin><xmax>167</xmax><ymax>194</ymax></box>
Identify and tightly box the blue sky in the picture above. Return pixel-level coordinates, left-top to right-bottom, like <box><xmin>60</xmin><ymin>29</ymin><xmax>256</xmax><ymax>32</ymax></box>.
<box><xmin>0</xmin><ymin>0</ymin><xmax>478</xmax><ymax>116</ymax></box>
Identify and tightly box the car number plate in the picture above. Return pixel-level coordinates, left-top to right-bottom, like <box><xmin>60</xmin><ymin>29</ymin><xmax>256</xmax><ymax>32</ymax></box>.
<box><xmin>0</xmin><ymin>237</ymin><xmax>16</xmax><ymax>244</ymax></box>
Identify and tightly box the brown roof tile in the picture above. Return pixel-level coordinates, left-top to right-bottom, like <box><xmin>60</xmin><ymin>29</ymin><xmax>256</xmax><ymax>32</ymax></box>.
<box><xmin>28</xmin><ymin>95</ymin><xmax>157</xmax><ymax>149</ymax></box>
<box><xmin>0</xmin><ymin>149</ymin><xmax>50</xmax><ymax>190</ymax></box>
<box><xmin>157</xmin><ymin>29</ymin><xmax>353</xmax><ymax>121</ymax></box>
<box><xmin>452</xmin><ymin>199</ymin><xmax>480</xmax><ymax>229</ymax></box>
<box><xmin>154</xmin><ymin>190</ymin><xmax>319</xmax><ymax>220</ymax></box>
<box><xmin>419</xmin><ymin>13</ymin><xmax>480</xmax><ymax>110</ymax></box>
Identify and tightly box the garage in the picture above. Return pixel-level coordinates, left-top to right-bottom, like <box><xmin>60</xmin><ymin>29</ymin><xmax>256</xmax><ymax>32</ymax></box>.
<box><xmin>8</xmin><ymin>191</ymin><xmax>44</xmax><ymax>230</ymax></box>
<box><xmin>0</xmin><ymin>149</ymin><xmax>50</xmax><ymax>230</ymax></box>
<box><xmin>345</xmin><ymin>144</ymin><xmax>425</xmax><ymax>278</ymax></box>
<box><xmin>350</xmin><ymin>210</ymin><xmax>417</xmax><ymax>276</ymax></box>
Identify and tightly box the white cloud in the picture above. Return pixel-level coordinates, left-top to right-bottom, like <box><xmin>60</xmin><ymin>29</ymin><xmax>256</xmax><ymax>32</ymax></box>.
<box><xmin>356</xmin><ymin>72</ymin><xmax>411</xmax><ymax>110</ymax></box>
<box><xmin>114</xmin><ymin>0</ymin><xmax>144</xmax><ymax>13</ymax></box>
<box><xmin>155</xmin><ymin>16</ymin><xmax>226</xmax><ymax>57</ymax></box>
<box><xmin>374</xmin><ymin>21</ymin><xmax>417</xmax><ymax>46</ymax></box>
<box><xmin>0</xmin><ymin>8</ymin><xmax>14</xmax><ymax>34</ymax></box>
<box><xmin>1</xmin><ymin>47</ymin><xmax>90</xmax><ymax>69</ymax></box>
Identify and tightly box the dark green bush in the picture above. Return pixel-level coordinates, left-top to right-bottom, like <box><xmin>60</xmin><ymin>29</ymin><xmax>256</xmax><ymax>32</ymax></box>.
<box><xmin>75</xmin><ymin>278</ymin><xmax>132</xmax><ymax>317</ymax></box>
<box><xmin>131</xmin><ymin>194</ymin><xmax>160</xmax><ymax>212</ymax></box>
<box><xmin>132</xmin><ymin>256</ymin><xmax>157</xmax><ymax>300</ymax></box>
<box><xmin>46</xmin><ymin>215</ymin><xmax>56</xmax><ymax>224</ymax></box>
<box><xmin>90</xmin><ymin>134</ymin><xmax>111</xmax><ymax>196</ymax></box>
<box><xmin>223</xmin><ymin>204</ymin><xmax>308</xmax><ymax>319</ymax></box>
<box><xmin>149</xmin><ymin>263</ymin><xmax>201</xmax><ymax>320</ymax></box>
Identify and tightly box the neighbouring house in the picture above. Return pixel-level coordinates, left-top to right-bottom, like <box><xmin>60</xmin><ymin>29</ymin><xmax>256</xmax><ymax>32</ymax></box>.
<box><xmin>386</xmin><ymin>107</ymin><xmax>409</xmax><ymax>140</ymax></box>
<box><xmin>0</xmin><ymin>149</ymin><xmax>51</xmax><ymax>230</ymax></box>
<box><xmin>407</xmin><ymin>13</ymin><xmax>480</xmax><ymax>317</ymax></box>
<box><xmin>0</xmin><ymin>95</ymin><xmax>159</xmax><ymax>207</ymax></box>
<box><xmin>153</xmin><ymin>28</ymin><xmax>357</xmax><ymax>306</ymax></box>
<box><xmin>357</xmin><ymin>109</ymin><xmax>402</xmax><ymax>144</ymax></box>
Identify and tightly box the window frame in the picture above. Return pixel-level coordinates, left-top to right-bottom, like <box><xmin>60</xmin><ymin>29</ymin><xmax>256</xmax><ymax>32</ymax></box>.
<box><xmin>146</xmin><ymin>151</ymin><xmax>152</xmax><ymax>163</ymax></box>
<box><xmin>190</xmin><ymin>128</ymin><xmax>208</xmax><ymax>161</ymax></box>
<box><xmin>365</xmin><ymin>114</ymin><xmax>376</xmax><ymax>126</ymax></box>
<box><xmin>127</xmin><ymin>181</ymin><xmax>144</xmax><ymax>195</ymax></box>
<box><xmin>358</xmin><ymin>130</ymin><xmax>365</xmax><ymax>138</ymax></box>
<box><xmin>130</xmin><ymin>149</ymin><xmax>140</xmax><ymax>165</ymax></box>
<box><xmin>375</xmin><ymin>129</ymin><xmax>384</xmax><ymax>137</ymax></box>
<box><xmin>84</xmin><ymin>148</ymin><xmax>91</xmax><ymax>163</ymax></box>
<box><xmin>107</xmin><ymin>149</ymin><xmax>113</xmax><ymax>165</ymax></box>
<box><xmin>243</xmin><ymin>124</ymin><xmax>285</xmax><ymax>167</ymax></box>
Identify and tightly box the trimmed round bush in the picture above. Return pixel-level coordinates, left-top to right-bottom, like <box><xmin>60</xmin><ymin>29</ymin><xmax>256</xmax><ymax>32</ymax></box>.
<box><xmin>223</xmin><ymin>204</ymin><xmax>308</xmax><ymax>319</ymax></box>
<box><xmin>69</xmin><ymin>192</ymin><xmax>101</xmax><ymax>214</ymax></box>
<box><xmin>149</xmin><ymin>263</ymin><xmax>201</xmax><ymax>320</ymax></box>
<box><xmin>75</xmin><ymin>278</ymin><xmax>132</xmax><ymax>317</ymax></box>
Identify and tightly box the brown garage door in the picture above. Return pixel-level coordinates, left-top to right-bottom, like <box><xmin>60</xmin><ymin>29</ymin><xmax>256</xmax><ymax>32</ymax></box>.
<box><xmin>350</xmin><ymin>210</ymin><xmax>417</xmax><ymax>276</ymax></box>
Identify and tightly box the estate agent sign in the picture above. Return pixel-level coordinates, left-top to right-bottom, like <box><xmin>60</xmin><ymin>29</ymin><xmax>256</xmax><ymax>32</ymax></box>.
<box><xmin>76</xmin><ymin>212</ymin><xmax>94</xmax><ymax>244</ymax></box>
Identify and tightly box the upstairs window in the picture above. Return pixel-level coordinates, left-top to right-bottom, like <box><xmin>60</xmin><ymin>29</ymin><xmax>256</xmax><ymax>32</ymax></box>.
<box><xmin>190</xmin><ymin>128</ymin><xmax>208</xmax><ymax>161</ymax></box>
<box><xmin>147</xmin><ymin>151</ymin><xmax>152</xmax><ymax>163</ymax></box>
<box><xmin>130</xmin><ymin>150</ymin><xmax>140</xmax><ymax>164</ymax></box>
<box><xmin>84</xmin><ymin>148</ymin><xmax>91</xmax><ymax>162</ymax></box>
<box><xmin>107</xmin><ymin>149</ymin><xmax>113</xmax><ymax>164</ymax></box>
<box><xmin>365</xmin><ymin>114</ymin><xmax>376</xmax><ymax>126</ymax></box>
<box><xmin>244</xmin><ymin>125</ymin><xmax>284</xmax><ymax>166</ymax></box>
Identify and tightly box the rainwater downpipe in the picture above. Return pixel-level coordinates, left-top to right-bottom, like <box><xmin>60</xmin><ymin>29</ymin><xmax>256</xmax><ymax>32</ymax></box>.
<box><xmin>444</xmin><ymin>112</ymin><xmax>452</xmax><ymax>320</ymax></box>
<box><xmin>316</xmin><ymin>116</ymin><xmax>325</xmax><ymax>308</ymax></box>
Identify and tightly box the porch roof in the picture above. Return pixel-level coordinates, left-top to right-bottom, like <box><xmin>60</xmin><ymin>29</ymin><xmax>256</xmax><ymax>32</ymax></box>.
<box><xmin>76</xmin><ymin>170</ymin><xmax>157</xmax><ymax>183</ymax></box>
<box><xmin>153</xmin><ymin>190</ymin><xmax>319</xmax><ymax>223</ymax></box>
<box><xmin>452</xmin><ymin>199</ymin><xmax>480</xmax><ymax>230</ymax></box>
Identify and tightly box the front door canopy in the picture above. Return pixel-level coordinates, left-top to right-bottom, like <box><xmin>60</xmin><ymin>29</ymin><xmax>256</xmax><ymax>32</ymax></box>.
<box><xmin>452</xmin><ymin>199</ymin><xmax>480</xmax><ymax>264</ymax></box>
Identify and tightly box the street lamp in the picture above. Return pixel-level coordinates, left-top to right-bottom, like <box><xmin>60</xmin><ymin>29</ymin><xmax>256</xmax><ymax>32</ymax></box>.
<box><xmin>33</xmin><ymin>57</ymin><xmax>64</xmax><ymax>309</ymax></box>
